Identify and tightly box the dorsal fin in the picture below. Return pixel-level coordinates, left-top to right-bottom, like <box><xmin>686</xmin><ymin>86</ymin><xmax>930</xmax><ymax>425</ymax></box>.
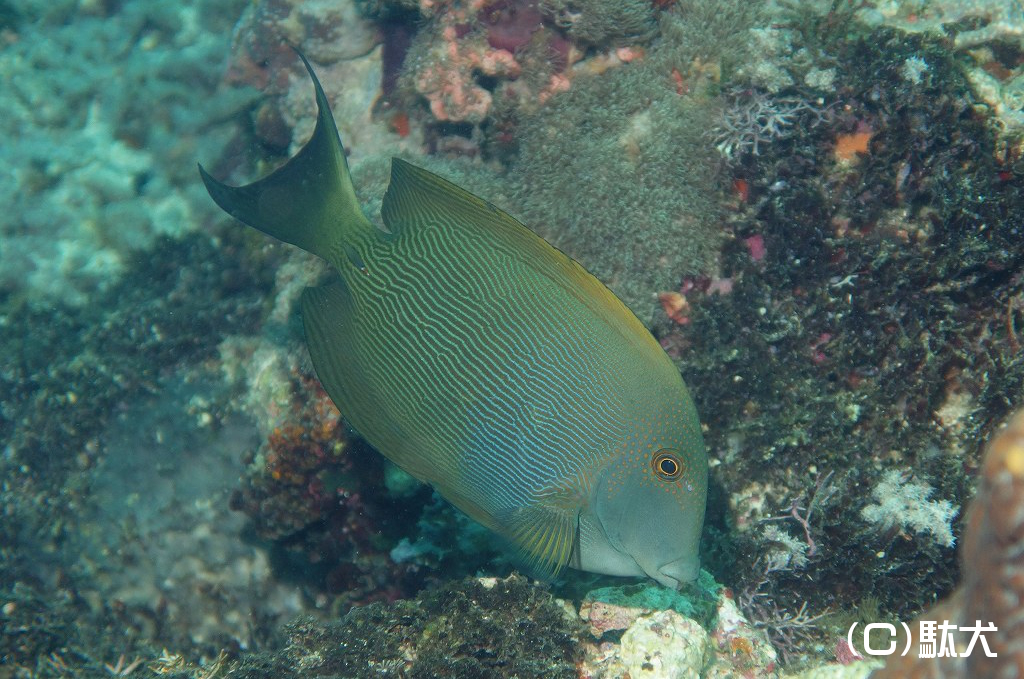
<box><xmin>381</xmin><ymin>158</ymin><xmax>522</xmax><ymax>240</ymax></box>
<box><xmin>380</xmin><ymin>158</ymin><xmax>658</xmax><ymax>350</ymax></box>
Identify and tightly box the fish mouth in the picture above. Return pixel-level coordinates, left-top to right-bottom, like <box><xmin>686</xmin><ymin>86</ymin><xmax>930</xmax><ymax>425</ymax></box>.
<box><xmin>645</xmin><ymin>556</ymin><xmax>700</xmax><ymax>590</ymax></box>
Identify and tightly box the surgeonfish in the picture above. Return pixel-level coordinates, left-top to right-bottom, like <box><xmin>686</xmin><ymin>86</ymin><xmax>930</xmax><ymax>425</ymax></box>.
<box><xmin>199</xmin><ymin>53</ymin><xmax>708</xmax><ymax>589</ymax></box>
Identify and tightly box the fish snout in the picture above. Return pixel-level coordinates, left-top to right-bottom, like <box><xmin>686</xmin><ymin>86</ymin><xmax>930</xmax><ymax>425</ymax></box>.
<box><xmin>650</xmin><ymin>555</ymin><xmax>700</xmax><ymax>590</ymax></box>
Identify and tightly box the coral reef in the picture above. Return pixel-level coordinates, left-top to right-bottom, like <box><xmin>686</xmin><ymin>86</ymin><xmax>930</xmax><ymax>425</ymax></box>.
<box><xmin>540</xmin><ymin>0</ymin><xmax>654</xmax><ymax>46</ymax></box>
<box><xmin>226</xmin><ymin>0</ymin><xmax>765</xmax><ymax>317</ymax></box>
<box><xmin>856</xmin><ymin>0</ymin><xmax>1024</xmax><ymax>138</ymax></box>
<box><xmin>863</xmin><ymin>0</ymin><xmax>1024</xmax><ymax>48</ymax></box>
<box><xmin>4</xmin><ymin>0</ymin><xmax>1024</xmax><ymax>675</ymax></box>
<box><xmin>155</xmin><ymin>1</ymin><xmax>1024</xmax><ymax>667</ymax></box>
<box><xmin>407</xmin><ymin>15</ymin><xmax>524</xmax><ymax>124</ymax></box>
<box><xmin>226</xmin><ymin>370</ymin><xmax>440</xmax><ymax>610</ymax></box>
<box><xmin>610</xmin><ymin>610</ymin><xmax>710</xmax><ymax>678</ymax></box>
<box><xmin>228</xmin><ymin>375</ymin><xmax>349</xmax><ymax>542</ymax></box>
<box><xmin>0</xmin><ymin>232</ymin><xmax>285</xmax><ymax>657</ymax></box>
<box><xmin>510</xmin><ymin>1</ymin><xmax>763</xmax><ymax>315</ymax></box>
<box><xmin>869</xmin><ymin>408</ymin><xmax>1024</xmax><ymax>678</ymax></box>
<box><xmin>667</xmin><ymin>8</ymin><xmax>1024</xmax><ymax>646</ymax></box>
<box><xmin>0</xmin><ymin>0</ymin><xmax>254</xmax><ymax>305</ymax></box>
<box><xmin>0</xmin><ymin>576</ymin><xmax>166</xmax><ymax>679</ymax></box>
<box><xmin>577</xmin><ymin>579</ymin><xmax>783</xmax><ymax>678</ymax></box>
<box><xmin>390</xmin><ymin>0</ymin><xmax>574</xmax><ymax>156</ymax></box>
<box><xmin>223</xmin><ymin>0</ymin><xmax>380</xmax><ymax>155</ymax></box>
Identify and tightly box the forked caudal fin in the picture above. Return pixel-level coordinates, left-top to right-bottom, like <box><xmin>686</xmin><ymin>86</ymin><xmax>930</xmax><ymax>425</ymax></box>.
<box><xmin>197</xmin><ymin>51</ymin><xmax>372</xmax><ymax>262</ymax></box>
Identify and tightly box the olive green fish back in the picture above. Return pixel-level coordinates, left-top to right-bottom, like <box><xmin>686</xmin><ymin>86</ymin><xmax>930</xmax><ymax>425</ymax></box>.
<box><xmin>200</xmin><ymin>54</ymin><xmax>705</xmax><ymax>577</ymax></box>
<box><xmin>302</xmin><ymin>160</ymin><xmax>694</xmax><ymax>573</ymax></box>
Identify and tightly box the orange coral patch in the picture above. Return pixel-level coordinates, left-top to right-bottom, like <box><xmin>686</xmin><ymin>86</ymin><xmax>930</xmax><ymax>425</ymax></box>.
<box><xmin>389</xmin><ymin>112</ymin><xmax>410</xmax><ymax>138</ymax></box>
<box><xmin>658</xmin><ymin>291</ymin><xmax>690</xmax><ymax>325</ymax></box>
<box><xmin>833</xmin><ymin>128</ymin><xmax>873</xmax><ymax>163</ymax></box>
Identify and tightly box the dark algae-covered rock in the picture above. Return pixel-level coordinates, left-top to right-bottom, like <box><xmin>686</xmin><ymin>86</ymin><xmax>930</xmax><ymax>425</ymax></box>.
<box><xmin>670</xmin><ymin>14</ymin><xmax>1024</xmax><ymax>663</ymax></box>
<box><xmin>232</xmin><ymin>574</ymin><xmax>583</xmax><ymax>679</ymax></box>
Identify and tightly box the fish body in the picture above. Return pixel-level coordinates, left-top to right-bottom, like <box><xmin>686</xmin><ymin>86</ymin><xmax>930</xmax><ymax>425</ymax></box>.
<box><xmin>200</xmin><ymin>54</ymin><xmax>707</xmax><ymax>588</ymax></box>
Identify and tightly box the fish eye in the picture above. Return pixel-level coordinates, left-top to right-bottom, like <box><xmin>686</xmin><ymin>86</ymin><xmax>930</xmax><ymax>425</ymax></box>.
<box><xmin>652</xmin><ymin>449</ymin><xmax>684</xmax><ymax>481</ymax></box>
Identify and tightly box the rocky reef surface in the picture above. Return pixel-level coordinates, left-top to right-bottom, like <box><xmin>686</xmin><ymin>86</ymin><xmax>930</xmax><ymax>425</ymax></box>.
<box><xmin>2</xmin><ymin>0</ymin><xmax>1023</xmax><ymax>677</ymax></box>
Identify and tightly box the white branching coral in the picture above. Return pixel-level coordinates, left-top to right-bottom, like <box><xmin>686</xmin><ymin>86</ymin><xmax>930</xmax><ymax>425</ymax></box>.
<box><xmin>712</xmin><ymin>89</ymin><xmax>826</xmax><ymax>160</ymax></box>
<box><xmin>861</xmin><ymin>469</ymin><xmax>959</xmax><ymax>548</ymax></box>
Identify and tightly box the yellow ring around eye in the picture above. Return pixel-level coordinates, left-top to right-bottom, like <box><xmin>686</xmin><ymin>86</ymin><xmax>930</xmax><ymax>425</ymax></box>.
<box><xmin>652</xmin><ymin>449</ymin><xmax>684</xmax><ymax>481</ymax></box>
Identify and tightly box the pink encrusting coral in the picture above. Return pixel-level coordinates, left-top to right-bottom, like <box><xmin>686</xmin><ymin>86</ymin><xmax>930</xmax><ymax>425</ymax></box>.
<box><xmin>407</xmin><ymin>0</ymin><xmax>580</xmax><ymax>125</ymax></box>
<box><xmin>414</xmin><ymin>22</ymin><xmax>522</xmax><ymax>123</ymax></box>
<box><xmin>479</xmin><ymin>0</ymin><xmax>545</xmax><ymax>52</ymax></box>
